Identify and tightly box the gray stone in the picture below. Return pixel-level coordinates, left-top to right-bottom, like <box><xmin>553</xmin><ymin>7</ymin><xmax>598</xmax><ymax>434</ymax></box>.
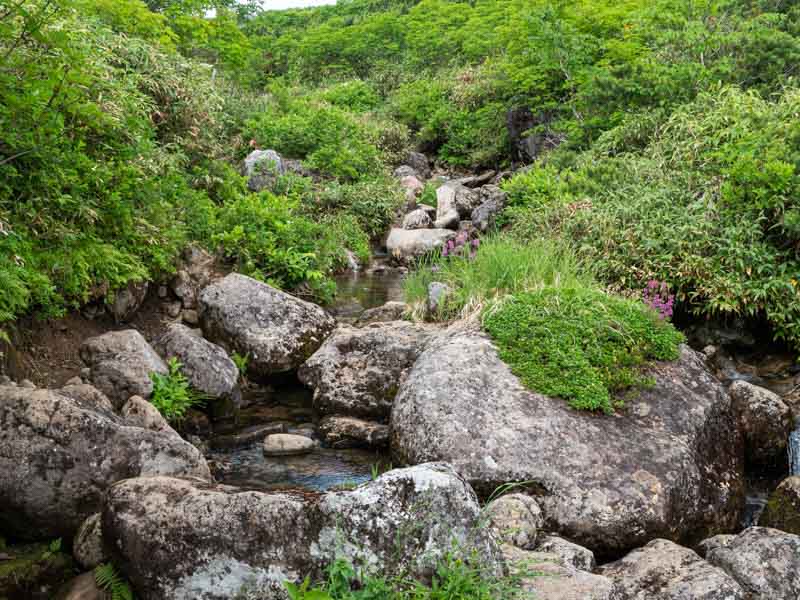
<box><xmin>400</xmin><ymin>175</ymin><xmax>424</xmax><ymax>208</ymax></box>
<box><xmin>0</xmin><ymin>385</ymin><xmax>210</xmax><ymax>540</ymax></box>
<box><xmin>102</xmin><ymin>464</ymin><xmax>499</xmax><ymax>600</ymax></box>
<box><xmin>80</xmin><ymin>330</ymin><xmax>167</xmax><ymax>408</ymax></box>
<box><xmin>696</xmin><ymin>534</ymin><xmax>735</xmax><ymax>558</ymax></box>
<box><xmin>391</xmin><ymin>327</ymin><xmax>745</xmax><ymax>554</ymax></box>
<box><xmin>318</xmin><ymin>415</ymin><xmax>389</xmax><ymax>449</ymax></box>
<box><xmin>405</xmin><ymin>152</ymin><xmax>431</xmax><ymax>179</ymax></box>
<box><xmin>156</xmin><ymin>323</ymin><xmax>240</xmax><ymax>404</ymax></box>
<box><xmin>760</xmin><ymin>476</ymin><xmax>800</xmax><ymax>535</ymax></box>
<box><xmin>705</xmin><ymin>527</ymin><xmax>800</xmax><ymax>599</ymax></box>
<box><xmin>433</xmin><ymin>183</ymin><xmax>459</xmax><ymax>229</ymax></box>
<box><xmin>600</xmin><ymin>538</ymin><xmax>746</xmax><ymax>599</ymax></box>
<box><xmin>59</xmin><ymin>383</ymin><xmax>114</xmax><ymax>412</ymax></box>
<box><xmin>73</xmin><ymin>513</ymin><xmax>107</xmax><ymax>570</ymax></box>
<box><xmin>263</xmin><ymin>433</ymin><xmax>315</xmax><ymax>456</ymax></box>
<box><xmin>299</xmin><ymin>322</ymin><xmax>434</xmax><ymax>420</ymax></box>
<box><xmin>55</xmin><ymin>572</ymin><xmax>106</xmax><ymax>600</ymax></box>
<box><xmin>354</xmin><ymin>301</ymin><xmax>408</xmax><ymax>326</ymax></box>
<box><xmin>386</xmin><ymin>228</ymin><xmax>455</xmax><ymax>264</ymax></box>
<box><xmin>19</xmin><ymin>378</ymin><xmax>35</xmax><ymax>388</ymax></box>
<box><xmin>182</xmin><ymin>309</ymin><xmax>199</xmax><ymax>325</ymax></box>
<box><xmin>402</xmin><ymin>208</ymin><xmax>433</xmax><ymax>230</ymax></box>
<box><xmin>427</xmin><ymin>281</ymin><xmax>450</xmax><ymax>315</ymax></box>
<box><xmin>199</xmin><ymin>274</ymin><xmax>335</xmax><ymax>377</ymax></box>
<box><xmin>394</xmin><ymin>165</ymin><xmax>420</xmax><ymax>179</ymax></box>
<box><xmin>244</xmin><ymin>149</ymin><xmax>285</xmax><ymax>192</ymax></box>
<box><xmin>484</xmin><ymin>493</ymin><xmax>543</xmax><ymax>550</ymax></box>
<box><xmin>729</xmin><ymin>380</ymin><xmax>792</xmax><ymax>463</ymax></box>
<box><xmin>110</xmin><ymin>281</ymin><xmax>149</xmax><ymax>322</ymax></box>
<box><xmin>536</xmin><ymin>536</ymin><xmax>596</xmax><ymax>571</ymax></box>
<box><xmin>121</xmin><ymin>395</ymin><xmax>176</xmax><ymax>436</ymax></box>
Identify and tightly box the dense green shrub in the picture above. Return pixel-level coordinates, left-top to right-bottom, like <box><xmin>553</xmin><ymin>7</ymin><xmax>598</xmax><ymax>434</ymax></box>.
<box><xmin>150</xmin><ymin>358</ymin><xmax>206</xmax><ymax>422</ymax></box>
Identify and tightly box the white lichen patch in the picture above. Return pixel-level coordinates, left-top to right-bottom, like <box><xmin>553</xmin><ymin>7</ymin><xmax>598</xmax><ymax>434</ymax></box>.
<box><xmin>171</xmin><ymin>556</ymin><xmax>293</xmax><ymax>600</ymax></box>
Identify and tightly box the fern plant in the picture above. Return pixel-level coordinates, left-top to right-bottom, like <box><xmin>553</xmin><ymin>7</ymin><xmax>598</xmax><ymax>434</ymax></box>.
<box><xmin>149</xmin><ymin>357</ymin><xmax>206</xmax><ymax>423</ymax></box>
<box><xmin>95</xmin><ymin>563</ymin><xmax>135</xmax><ymax>600</ymax></box>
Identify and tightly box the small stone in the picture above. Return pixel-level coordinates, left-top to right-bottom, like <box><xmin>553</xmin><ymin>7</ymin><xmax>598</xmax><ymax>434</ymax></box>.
<box><xmin>181</xmin><ymin>309</ymin><xmax>199</xmax><ymax>326</ymax></box>
<box><xmin>19</xmin><ymin>379</ymin><xmax>35</xmax><ymax>389</ymax></box>
<box><xmin>485</xmin><ymin>493</ymin><xmax>543</xmax><ymax>550</ymax></box>
<box><xmin>64</xmin><ymin>376</ymin><xmax>83</xmax><ymax>387</ymax></box>
<box><xmin>80</xmin><ymin>368</ymin><xmax>91</xmax><ymax>380</ymax></box>
<box><xmin>318</xmin><ymin>415</ymin><xmax>389</xmax><ymax>449</ymax></box>
<box><xmin>163</xmin><ymin>301</ymin><xmax>182</xmax><ymax>318</ymax></box>
<box><xmin>263</xmin><ymin>433</ymin><xmax>315</xmax><ymax>456</ymax></box>
<box><xmin>536</xmin><ymin>536</ymin><xmax>596</xmax><ymax>571</ymax></box>
<box><xmin>158</xmin><ymin>285</ymin><xmax>169</xmax><ymax>299</ymax></box>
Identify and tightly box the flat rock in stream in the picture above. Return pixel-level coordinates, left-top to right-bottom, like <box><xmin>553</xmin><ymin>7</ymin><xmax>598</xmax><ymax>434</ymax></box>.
<box><xmin>386</xmin><ymin>228</ymin><xmax>455</xmax><ymax>264</ymax></box>
<box><xmin>199</xmin><ymin>274</ymin><xmax>335</xmax><ymax>377</ymax></box>
<box><xmin>391</xmin><ymin>326</ymin><xmax>745</xmax><ymax>555</ymax></box>
<box><xmin>318</xmin><ymin>415</ymin><xmax>389</xmax><ymax>449</ymax></box>
<box><xmin>263</xmin><ymin>433</ymin><xmax>315</xmax><ymax>456</ymax></box>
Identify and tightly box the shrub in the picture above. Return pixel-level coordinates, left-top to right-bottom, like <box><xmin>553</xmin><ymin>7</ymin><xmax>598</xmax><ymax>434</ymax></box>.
<box><xmin>149</xmin><ymin>358</ymin><xmax>206</xmax><ymax>422</ymax></box>
<box><xmin>483</xmin><ymin>286</ymin><xmax>684</xmax><ymax>413</ymax></box>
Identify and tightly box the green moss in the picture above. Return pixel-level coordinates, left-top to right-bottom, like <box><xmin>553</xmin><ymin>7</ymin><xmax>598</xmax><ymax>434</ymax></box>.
<box><xmin>761</xmin><ymin>489</ymin><xmax>800</xmax><ymax>535</ymax></box>
<box><xmin>483</xmin><ymin>286</ymin><xmax>684</xmax><ymax>413</ymax></box>
<box><xmin>0</xmin><ymin>541</ymin><xmax>75</xmax><ymax>600</ymax></box>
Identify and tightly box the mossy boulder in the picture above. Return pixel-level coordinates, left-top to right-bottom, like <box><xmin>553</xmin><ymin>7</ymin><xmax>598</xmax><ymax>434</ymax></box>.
<box><xmin>761</xmin><ymin>476</ymin><xmax>800</xmax><ymax>535</ymax></box>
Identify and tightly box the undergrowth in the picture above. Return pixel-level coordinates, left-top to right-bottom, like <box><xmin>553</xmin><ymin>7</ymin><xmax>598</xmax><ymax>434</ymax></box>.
<box><xmin>149</xmin><ymin>358</ymin><xmax>206</xmax><ymax>422</ymax></box>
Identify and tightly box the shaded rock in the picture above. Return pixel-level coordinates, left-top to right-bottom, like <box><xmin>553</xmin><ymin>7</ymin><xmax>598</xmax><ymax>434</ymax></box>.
<box><xmin>354</xmin><ymin>301</ymin><xmax>408</xmax><ymax>326</ymax></box>
<box><xmin>299</xmin><ymin>322</ymin><xmax>434</xmax><ymax>420</ymax></box>
<box><xmin>696</xmin><ymin>534</ymin><xmax>734</xmax><ymax>558</ymax></box>
<box><xmin>502</xmin><ymin>545</ymin><xmax>616</xmax><ymax>600</ymax></box>
<box><xmin>55</xmin><ymin>572</ymin><xmax>106</xmax><ymax>600</ymax></box>
<box><xmin>391</xmin><ymin>328</ymin><xmax>745</xmax><ymax>555</ymax></box>
<box><xmin>456</xmin><ymin>171</ymin><xmax>496</xmax><ymax>188</ymax></box>
<box><xmin>244</xmin><ymin>149</ymin><xmax>285</xmax><ymax>192</ymax></box>
<box><xmin>600</xmin><ymin>538</ymin><xmax>745</xmax><ymax>599</ymax></box>
<box><xmin>318</xmin><ymin>416</ymin><xmax>389</xmax><ymax>449</ymax></box>
<box><xmin>283</xmin><ymin>158</ymin><xmax>315</xmax><ymax>179</ymax></box>
<box><xmin>102</xmin><ymin>464</ymin><xmax>499</xmax><ymax>600</ymax></box>
<box><xmin>73</xmin><ymin>513</ymin><xmax>107</xmax><ymax>570</ymax></box>
<box><xmin>729</xmin><ymin>380</ymin><xmax>792</xmax><ymax>463</ymax></box>
<box><xmin>80</xmin><ymin>330</ymin><xmax>167</xmax><ymax>409</ymax></box>
<box><xmin>0</xmin><ymin>541</ymin><xmax>74</xmax><ymax>600</ymax></box>
<box><xmin>405</xmin><ymin>152</ymin><xmax>431</xmax><ymax>179</ymax></box>
<box><xmin>506</xmin><ymin>107</ymin><xmax>564</xmax><ymax>163</ymax></box>
<box><xmin>171</xmin><ymin>246</ymin><xmax>217</xmax><ymax>310</ymax></box>
<box><xmin>471</xmin><ymin>186</ymin><xmax>507</xmax><ymax>233</ymax></box>
<box><xmin>208</xmin><ymin>423</ymin><xmax>285</xmax><ymax>451</ymax></box>
<box><xmin>121</xmin><ymin>395</ymin><xmax>176</xmax><ymax>436</ymax></box>
<box><xmin>433</xmin><ymin>183</ymin><xmax>459</xmax><ymax>230</ymax></box>
<box><xmin>263</xmin><ymin>433</ymin><xmax>315</xmax><ymax>456</ymax></box>
<box><xmin>484</xmin><ymin>493</ymin><xmax>543</xmax><ymax>550</ymax></box>
<box><xmin>394</xmin><ymin>165</ymin><xmax>420</xmax><ymax>179</ymax></box>
<box><xmin>0</xmin><ymin>385</ymin><xmax>210</xmax><ymax>540</ymax></box>
<box><xmin>156</xmin><ymin>323</ymin><xmax>241</xmax><ymax>405</ymax></box>
<box><xmin>199</xmin><ymin>274</ymin><xmax>335</xmax><ymax>377</ymax></box>
<box><xmin>536</xmin><ymin>536</ymin><xmax>596</xmax><ymax>571</ymax></box>
<box><xmin>402</xmin><ymin>208</ymin><xmax>433</xmax><ymax>230</ymax></box>
<box><xmin>182</xmin><ymin>309</ymin><xmax>199</xmax><ymax>325</ymax></box>
<box><xmin>386</xmin><ymin>228</ymin><xmax>455</xmax><ymax>264</ymax></box>
<box><xmin>110</xmin><ymin>281</ymin><xmax>149</xmax><ymax>322</ymax></box>
<box><xmin>760</xmin><ymin>476</ymin><xmax>800</xmax><ymax>534</ymax></box>
<box><xmin>705</xmin><ymin>527</ymin><xmax>800</xmax><ymax>599</ymax></box>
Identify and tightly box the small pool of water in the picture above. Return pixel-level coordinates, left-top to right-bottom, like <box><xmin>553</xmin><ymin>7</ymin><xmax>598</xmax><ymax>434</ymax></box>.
<box><xmin>329</xmin><ymin>259</ymin><xmax>406</xmax><ymax>322</ymax></box>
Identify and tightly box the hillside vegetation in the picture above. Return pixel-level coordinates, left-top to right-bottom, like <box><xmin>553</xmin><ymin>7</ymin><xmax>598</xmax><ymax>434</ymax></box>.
<box><xmin>2</xmin><ymin>0</ymin><xmax>799</xmax><ymax>352</ymax></box>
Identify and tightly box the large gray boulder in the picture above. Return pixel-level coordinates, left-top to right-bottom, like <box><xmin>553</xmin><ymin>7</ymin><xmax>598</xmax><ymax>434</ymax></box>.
<box><xmin>102</xmin><ymin>464</ymin><xmax>499</xmax><ymax>600</ymax></box>
<box><xmin>199</xmin><ymin>274</ymin><xmax>335</xmax><ymax>377</ymax></box>
<box><xmin>600</xmin><ymin>539</ymin><xmax>746</xmax><ymax>599</ymax></box>
<box><xmin>80</xmin><ymin>330</ymin><xmax>167</xmax><ymax>408</ymax></box>
<box><xmin>0</xmin><ymin>386</ymin><xmax>210</xmax><ymax>540</ymax></box>
<box><xmin>405</xmin><ymin>152</ymin><xmax>431</xmax><ymax>179</ymax></box>
<box><xmin>156</xmin><ymin>323</ymin><xmax>240</xmax><ymax>404</ymax></box>
<box><xmin>244</xmin><ymin>149</ymin><xmax>285</xmax><ymax>192</ymax></box>
<box><xmin>299</xmin><ymin>322</ymin><xmax>434</xmax><ymax>420</ymax></box>
<box><xmin>391</xmin><ymin>327</ymin><xmax>745</xmax><ymax>555</ymax></box>
<box><xmin>705</xmin><ymin>527</ymin><xmax>800</xmax><ymax>599</ymax></box>
<box><xmin>729</xmin><ymin>380</ymin><xmax>792</xmax><ymax>463</ymax></box>
<box><xmin>386</xmin><ymin>228</ymin><xmax>455</xmax><ymax>264</ymax></box>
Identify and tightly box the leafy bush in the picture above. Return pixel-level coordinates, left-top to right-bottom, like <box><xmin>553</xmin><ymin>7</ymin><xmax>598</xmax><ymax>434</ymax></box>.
<box><xmin>483</xmin><ymin>286</ymin><xmax>684</xmax><ymax>413</ymax></box>
<box><xmin>149</xmin><ymin>358</ymin><xmax>206</xmax><ymax>422</ymax></box>
<box><xmin>319</xmin><ymin>80</ymin><xmax>381</xmax><ymax>113</ymax></box>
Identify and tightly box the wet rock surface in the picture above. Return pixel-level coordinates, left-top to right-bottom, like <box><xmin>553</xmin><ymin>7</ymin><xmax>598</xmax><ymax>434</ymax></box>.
<box><xmin>262</xmin><ymin>433</ymin><xmax>315</xmax><ymax>456</ymax></box>
<box><xmin>318</xmin><ymin>415</ymin><xmax>389</xmax><ymax>449</ymax></box>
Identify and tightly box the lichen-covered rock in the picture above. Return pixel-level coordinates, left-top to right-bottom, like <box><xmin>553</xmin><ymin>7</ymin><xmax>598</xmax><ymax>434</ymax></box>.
<box><xmin>386</xmin><ymin>227</ymin><xmax>455</xmax><ymax>264</ymax></box>
<box><xmin>705</xmin><ymin>527</ymin><xmax>800</xmax><ymax>599</ymax></box>
<box><xmin>470</xmin><ymin>185</ymin><xmax>507</xmax><ymax>234</ymax></box>
<box><xmin>402</xmin><ymin>208</ymin><xmax>433</xmax><ymax>230</ymax></box>
<box><xmin>0</xmin><ymin>386</ymin><xmax>210</xmax><ymax>540</ymax></box>
<box><xmin>244</xmin><ymin>149</ymin><xmax>285</xmax><ymax>192</ymax></box>
<box><xmin>318</xmin><ymin>415</ymin><xmax>389</xmax><ymax>449</ymax></box>
<box><xmin>484</xmin><ymin>493</ymin><xmax>543</xmax><ymax>550</ymax></box>
<box><xmin>729</xmin><ymin>380</ymin><xmax>792</xmax><ymax>463</ymax></box>
<box><xmin>536</xmin><ymin>536</ymin><xmax>596</xmax><ymax>571</ymax></box>
<box><xmin>80</xmin><ymin>330</ymin><xmax>167</xmax><ymax>408</ymax></box>
<box><xmin>73</xmin><ymin>513</ymin><xmax>107</xmax><ymax>570</ymax></box>
<box><xmin>102</xmin><ymin>464</ymin><xmax>499</xmax><ymax>600</ymax></box>
<box><xmin>156</xmin><ymin>323</ymin><xmax>241</xmax><ymax>404</ymax></box>
<box><xmin>171</xmin><ymin>245</ymin><xmax>217</xmax><ymax>310</ymax></box>
<box><xmin>199</xmin><ymin>274</ymin><xmax>335</xmax><ymax>377</ymax></box>
<box><xmin>433</xmin><ymin>183</ymin><xmax>460</xmax><ymax>229</ymax></box>
<box><xmin>354</xmin><ymin>301</ymin><xmax>408</xmax><ymax>326</ymax></box>
<box><xmin>400</xmin><ymin>175</ymin><xmax>424</xmax><ymax>208</ymax></box>
<box><xmin>299</xmin><ymin>322</ymin><xmax>434</xmax><ymax>420</ymax></box>
<box><xmin>405</xmin><ymin>152</ymin><xmax>431</xmax><ymax>179</ymax></box>
<box><xmin>391</xmin><ymin>327</ymin><xmax>745</xmax><ymax>555</ymax></box>
<box><xmin>600</xmin><ymin>539</ymin><xmax>746</xmax><ymax>599</ymax></box>
<box><xmin>59</xmin><ymin>382</ymin><xmax>114</xmax><ymax>412</ymax></box>
<box><xmin>121</xmin><ymin>395</ymin><xmax>176</xmax><ymax>436</ymax></box>
<box><xmin>760</xmin><ymin>476</ymin><xmax>800</xmax><ymax>534</ymax></box>
<box><xmin>502</xmin><ymin>545</ymin><xmax>616</xmax><ymax>600</ymax></box>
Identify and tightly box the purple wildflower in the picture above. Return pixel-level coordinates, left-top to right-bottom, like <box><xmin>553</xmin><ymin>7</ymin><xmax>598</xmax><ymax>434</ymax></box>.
<box><xmin>643</xmin><ymin>280</ymin><xmax>675</xmax><ymax>320</ymax></box>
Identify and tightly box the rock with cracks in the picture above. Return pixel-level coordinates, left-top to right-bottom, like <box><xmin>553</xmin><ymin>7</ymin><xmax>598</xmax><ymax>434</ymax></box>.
<box><xmin>199</xmin><ymin>274</ymin><xmax>335</xmax><ymax>377</ymax></box>
<box><xmin>102</xmin><ymin>463</ymin><xmax>499</xmax><ymax>600</ymax></box>
<box><xmin>391</xmin><ymin>327</ymin><xmax>744</xmax><ymax>555</ymax></box>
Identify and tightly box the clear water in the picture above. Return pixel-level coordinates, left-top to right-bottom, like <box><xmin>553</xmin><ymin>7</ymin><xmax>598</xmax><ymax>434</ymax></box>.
<box><xmin>790</xmin><ymin>420</ymin><xmax>800</xmax><ymax>477</ymax></box>
<box><xmin>329</xmin><ymin>261</ymin><xmax>406</xmax><ymax>322</ymax></box>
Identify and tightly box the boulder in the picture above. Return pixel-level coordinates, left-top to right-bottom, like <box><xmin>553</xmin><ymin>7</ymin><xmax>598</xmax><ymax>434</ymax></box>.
<box><xmin>400</xmin><ymin>175</ymin><xmax>424</xmax><ymax>208</ymax></box>
<box><xmin>394</xmin><ymin>165</ymin><xmax>420</xmax><ymax>179</ymax></box>
<box><xmin>244</xmin><ymin>149</ymin><xmax>285</xmax><ymax>192</ymax></box>
<box><xmin>121</xmin><ymin>395</ymin><xmax>176</xmax><ymax>436</ymax></box>
<box><xmin>170</xmin><ymin>245</ymin><xmax>217</xmax><ymax>310</ymax></box>
<box><xmin>102</xmin><ymin>464</ymin><xmax>499</xmax><ymax>600</ymax></box>
<box><xmin>729</xmin><ymin>380</ymin><xmax>792</xmax><ymax>463</ymax></box>
<box><xmin>536</xmin><ymin>536</ymin><xmax>596</xmax><ymax>571</ymax></box>
<box><xmin>262</xmin><ymin>433</ymin><xmax>315</xmax><ymax>456</ymax></box>
<box><xmin>695</xmin><ymin>534</ymin><xmax>734</xmax><ymax>558</ymax></box>
<box><xmin>199</xmin><ymin>274</ymin><xmax>335</xmax><ymax>377</ymax></box>
<box><xmin>354</xmin><ymin>301</ymin><xmax>408</xmax><ymax>326</ymax></box>
<box><xmin>471</xmin><ymin>186</ymin><xmax>507</xmax><ymax>234</ymax></box>
<box><xmin>600</xmin><ymin>539</ymin><xmax>746</xmax><ymax>599</ymax></box>
<box><xmin>156</xmin><ymin>323</ymin><xmax>241</xmax><ymax>404</ymax></box>
<box><xmin>80</xmin><ymin>330</ymin><xmax>167</xmax><ymax>409</ymax></box>
<box><xmin>453</xmin><ymin>184</ymin><xmax>482</xmax><ymax>217</ymax></box>
<box><xmin>484</xmin><ymin>493</ymin><xmax>543</xmax><ymax>550</ymax></box>
<box><xmin>318</xmin><ymin>415</ymin><xmax>389</xmax><ymax>449</ymax></box>
<box><xmin>110</xmin><ymin>281</ymin><xmax>149</xmax><ymax>322</ymax></box>
<box><xmin>386</xmin><ymin>228</ymin><xmax>455</xmax><ymax>264</ymax></box>
<box><xmin>760</xmin><ymin>476</ymin><xmax>800</xmax><ymax>534</ymax></box>
<box><xmin>405</xmin><ymin>152</ymin><xmax>431</xmax><ymax>179</ymax></box>
<box><xmin>391</xmin><ymin>327</ymin><xmax>745</xmax><ymax>555</ymax></box>
<box><xmin>59</xmin><ymin>382</ymin><xmax>114</xmax><ymax>412</ymax></box>
<box><xmin>0</xmin><ymin>386</ymin><xmax>210</xmax><ymax>540</ymax></box>
<box><xmin>299</xmin><ymin>322</ymin><xmax>434</xmax><ymax>420</ymax></box>
<box><xmin>705</xmin><ymin>527</ymin><xmax>800</xmax><ymax>599</ymax></box>
<box><xmin>56</xmin><ymin>572</ymin><xmax>106</xmax><ymax>600</ymax></box>
<box><xmin>502</xmin><ymin>545</ymin><xmax>616</xmax><ymax>600</ymax></box>
<box><xmin>402</xmin><ymin>208</ymin><xmax>433</xmax><ymax>230</ymax></box>
<box><xmin>433</xmin><ymin>183</ymin><xmax>460</xmax><ymax>229</ymax></box>
<box><xmin>73</xmin><ymin>513</ymin><xmax>107</xmax><ymax>570</ymax></box>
